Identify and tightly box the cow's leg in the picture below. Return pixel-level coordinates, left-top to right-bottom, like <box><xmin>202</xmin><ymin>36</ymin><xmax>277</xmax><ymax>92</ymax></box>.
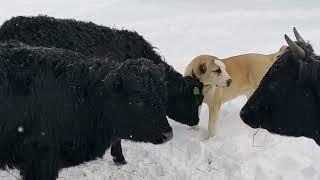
<box><xmin>20</xmin><ymin>147</ymin><xmax>59</xmax><ymax>180</ymax></box>
<box><xmin>111</xmin><ymin>140</ymin><xmax>126</xmax><ymax>165</ymax></box>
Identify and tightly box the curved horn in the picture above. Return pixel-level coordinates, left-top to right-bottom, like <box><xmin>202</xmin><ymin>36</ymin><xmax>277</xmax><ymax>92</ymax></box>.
<box><xmin>293</xmin><ymin>27</ymin><xmax>305</xmax><ymax>43</ymax></box>
<box><xmin>285</xmin><ymin>34</ymin><xmax>305</xmax><ymax>59</ymax></box>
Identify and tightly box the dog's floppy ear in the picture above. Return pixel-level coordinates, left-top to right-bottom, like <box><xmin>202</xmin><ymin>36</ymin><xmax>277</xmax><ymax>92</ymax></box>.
<box><xmin>199</xmin><ymin>63</ymin><xmax>207</xmax><ymax>74</ymax></box>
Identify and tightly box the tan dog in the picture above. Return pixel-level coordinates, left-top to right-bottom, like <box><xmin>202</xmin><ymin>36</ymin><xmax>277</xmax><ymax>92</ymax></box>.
<box><xmin>184</xmin><ymin>46</ymin><xmax>287</xmax><ymax>138</ymax></box>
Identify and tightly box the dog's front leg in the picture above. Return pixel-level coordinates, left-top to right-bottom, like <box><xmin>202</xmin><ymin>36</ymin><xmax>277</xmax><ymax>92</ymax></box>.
<box><xmin>208</xmin><ymin>104</ymin><xmax>221</xmax><ymax>138</ymax></box>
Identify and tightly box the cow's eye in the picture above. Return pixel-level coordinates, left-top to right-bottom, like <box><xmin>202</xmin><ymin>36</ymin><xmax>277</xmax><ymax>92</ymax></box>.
<box><xmin>213</xmin><ymin>69</ymin><xmax>221</xmax><ymax>73</ymax></box>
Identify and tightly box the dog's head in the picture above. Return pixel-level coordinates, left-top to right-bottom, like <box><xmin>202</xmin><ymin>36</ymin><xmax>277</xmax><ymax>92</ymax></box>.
<box><xmin>185</xmin><ymin>55</ymin><xmax>232</xmax><ymax>87</ymax></box>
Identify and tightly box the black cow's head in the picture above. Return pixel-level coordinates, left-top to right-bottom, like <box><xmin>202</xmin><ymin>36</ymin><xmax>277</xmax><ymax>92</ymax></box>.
<box><xmin>103</xmin><ymin>58</ymin><xmax>173</xmax><ymax>144</ymax></box>
<box><xmin>240</xmin><ymin>28</ymin><xmax>320</xmax><ymax>145</ymax></box>
<box><xmin>166</xmin><ymin>74</ymin><xmax>204</xmax><ymax>126</ymax></box>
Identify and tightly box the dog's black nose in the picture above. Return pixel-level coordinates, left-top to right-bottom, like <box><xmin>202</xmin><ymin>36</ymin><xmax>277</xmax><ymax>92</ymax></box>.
<box><xmin>227</xmin><ymin>79</ymin><xmax>232</xmax><ymax>87</ymax></box>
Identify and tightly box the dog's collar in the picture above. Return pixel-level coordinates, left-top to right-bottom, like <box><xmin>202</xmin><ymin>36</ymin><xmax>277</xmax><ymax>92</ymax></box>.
<box><xmin>191</xmin><ymin>70</ymin><xmax>210</xmax><ymax>88</ymax></box>
<box><xmin>190</xmin><ymin>70</ymin><xmax>211</xmax><ymax>91</ymax></box>
<box><xmin>191</xmin><ymin>70</ymin><xmax>199</xmax><ymax>81</ymax></box>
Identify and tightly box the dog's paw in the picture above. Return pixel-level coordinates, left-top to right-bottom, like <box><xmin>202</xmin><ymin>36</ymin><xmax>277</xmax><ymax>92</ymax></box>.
<box><xmin>200</xmin><ymin>131</ymin><xmax>214</xmax><ymax>141</ymax></box>
<box><xmin>208</xmin><ymin>129</ymin><xmax>216</xmax><ymax>137</ymax></box>
<box><xmin>201</xmin><ymin>135</ymin><xmax>210</xmax><ymax>141</ymax></box>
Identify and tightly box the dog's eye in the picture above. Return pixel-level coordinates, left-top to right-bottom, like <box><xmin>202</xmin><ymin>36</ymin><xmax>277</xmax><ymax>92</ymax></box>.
<box><xmin>213</xmin><ymin>69</ymin><xmax>221</xmax><ymax>73</ymax></box>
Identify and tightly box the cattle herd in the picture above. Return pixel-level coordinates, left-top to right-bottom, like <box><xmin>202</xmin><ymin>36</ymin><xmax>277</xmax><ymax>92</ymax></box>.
<box><xmin>0</xmin><ymin>15</ymin><xmax>318</xmax><ymax>180</ymax></box>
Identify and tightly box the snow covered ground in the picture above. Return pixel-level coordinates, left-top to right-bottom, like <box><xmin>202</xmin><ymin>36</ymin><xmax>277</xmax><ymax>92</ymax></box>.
<box><xmin>1</xmin><ymin>0</ymin><xmax>320</xmax><ymax>179</ymax></box>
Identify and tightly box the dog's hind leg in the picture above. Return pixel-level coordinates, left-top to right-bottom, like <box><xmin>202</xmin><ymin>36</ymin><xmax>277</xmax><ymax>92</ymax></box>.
<box><xmin>246</xmin><ymin>93</ymin><xmax>253</xmax><ymax>100</ymax></box>
<box><xmin>245</xmin><ymin>89</ymin><xmax>255</xmax><ymax>100</ymax></box>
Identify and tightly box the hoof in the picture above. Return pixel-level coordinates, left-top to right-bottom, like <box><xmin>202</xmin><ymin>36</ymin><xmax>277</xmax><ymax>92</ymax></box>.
<box><xmin>113</xmin><ymin>156</ymin><xmax>127</xmax><ymax>165</ymax></box>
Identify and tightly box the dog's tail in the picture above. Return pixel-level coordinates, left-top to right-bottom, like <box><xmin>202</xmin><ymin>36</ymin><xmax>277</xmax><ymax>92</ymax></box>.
<box><xmin>277</xmin><ymin>45</ymin><xmax>288</xmax><ymax>56</ymax></box>
<box><xmin>278</xmin><ymin>45</ymin><xmax>288</xmax><ymax>53</ymax></box>
<box><xmin>272</xmin><ymin>45</ymin><xmax>288</xmax><ymax>62</ymax></box>
<box><xmin>183</xmin><ymin>63</ymin><xmax>193</xmax><ymax>77</ymax></box>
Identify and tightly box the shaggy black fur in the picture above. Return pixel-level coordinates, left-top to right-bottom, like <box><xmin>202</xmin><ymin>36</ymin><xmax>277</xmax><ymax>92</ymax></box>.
<box><xmin>240</xmin><ymin>39</ymin><xmax>320</xmax><ymax>146</ymax></box>
<box><xmin>0</xmin><ymin>16</ymin><xmax>162</xmax><ymax>63</ymax></box>
<box><xmin>0</xmin><ymin>42</ymin><xmax>172</xmax><ymax>180</ymax></box>
<box><xmin>0</xmin><ymin>15</ymin><xmax>204</xmax><ymax>126</ymax></box>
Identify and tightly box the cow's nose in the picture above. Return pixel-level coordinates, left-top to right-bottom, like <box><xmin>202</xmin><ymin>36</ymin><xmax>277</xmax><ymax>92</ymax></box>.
<box><xmin>227</xmin><ymin>79</ymin><xmax>232</xmax><ymax>87</ymax></box>
<box><xmin>240</xmin><ymin>110</ymin><xmax>247</xmax><ymax>120</ymax></box>
<box><xmin>240</xmin><ymin>107</ymin><xmax>260</xmax><ymax>128</ymax></box>
<box><xmin>161</xmin><ymin>130</ymin><xmax>173</xmax><ymax>143</ymax></box>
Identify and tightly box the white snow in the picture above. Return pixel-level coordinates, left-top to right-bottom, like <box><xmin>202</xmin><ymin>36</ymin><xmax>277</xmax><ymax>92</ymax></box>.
<box><xmin>1</xmin><ymin>0</ymin><xmax>320</xmax><ymax>179</ymax></box>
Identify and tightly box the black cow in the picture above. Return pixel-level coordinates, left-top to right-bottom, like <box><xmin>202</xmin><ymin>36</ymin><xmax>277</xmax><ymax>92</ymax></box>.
<box><xmin>0</xmin><ymin>15</ymin><xmax>204</xmax><ymax>127</ymax></box>
<box><xmin>240</xmin><ymin>28</ymin><xmax>320</xmax><ymax>146</ymax></box>
<box><xmin>0</xmin><ymin>42</ymin><xmax>172</xmax><ymax>180</ymax></box>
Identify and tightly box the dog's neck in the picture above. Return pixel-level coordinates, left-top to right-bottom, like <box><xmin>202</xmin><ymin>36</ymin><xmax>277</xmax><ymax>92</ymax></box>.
<box><xmin>202</xmin><ymin>84</ymin><xmax>216</xmax><ymax>102</ymax></box>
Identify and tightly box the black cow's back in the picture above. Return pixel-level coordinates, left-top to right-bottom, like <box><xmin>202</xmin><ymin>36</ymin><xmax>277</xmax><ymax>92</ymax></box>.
<box><xmin>0</xmin><ymin>16</ymin><xmax>163</xmax><ymax>64</ymax></box>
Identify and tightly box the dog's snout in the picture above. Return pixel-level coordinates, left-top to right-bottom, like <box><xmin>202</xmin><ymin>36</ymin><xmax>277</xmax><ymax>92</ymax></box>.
<box><xmin>227</xmin><ymin>79</ymin><xmax>232</xmax><ymax>87</ymax></box>
<box><xmin>161</xmin><ymin>130</ymin><xmax>173</xmax><ymax>143</ymax></box>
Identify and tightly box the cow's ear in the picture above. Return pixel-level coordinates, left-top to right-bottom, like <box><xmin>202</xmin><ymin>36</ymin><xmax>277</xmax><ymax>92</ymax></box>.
<box><xmin>199</xmin><ymin>63</ymin><xmax>207</xmax><ymax>74</ymax></box>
